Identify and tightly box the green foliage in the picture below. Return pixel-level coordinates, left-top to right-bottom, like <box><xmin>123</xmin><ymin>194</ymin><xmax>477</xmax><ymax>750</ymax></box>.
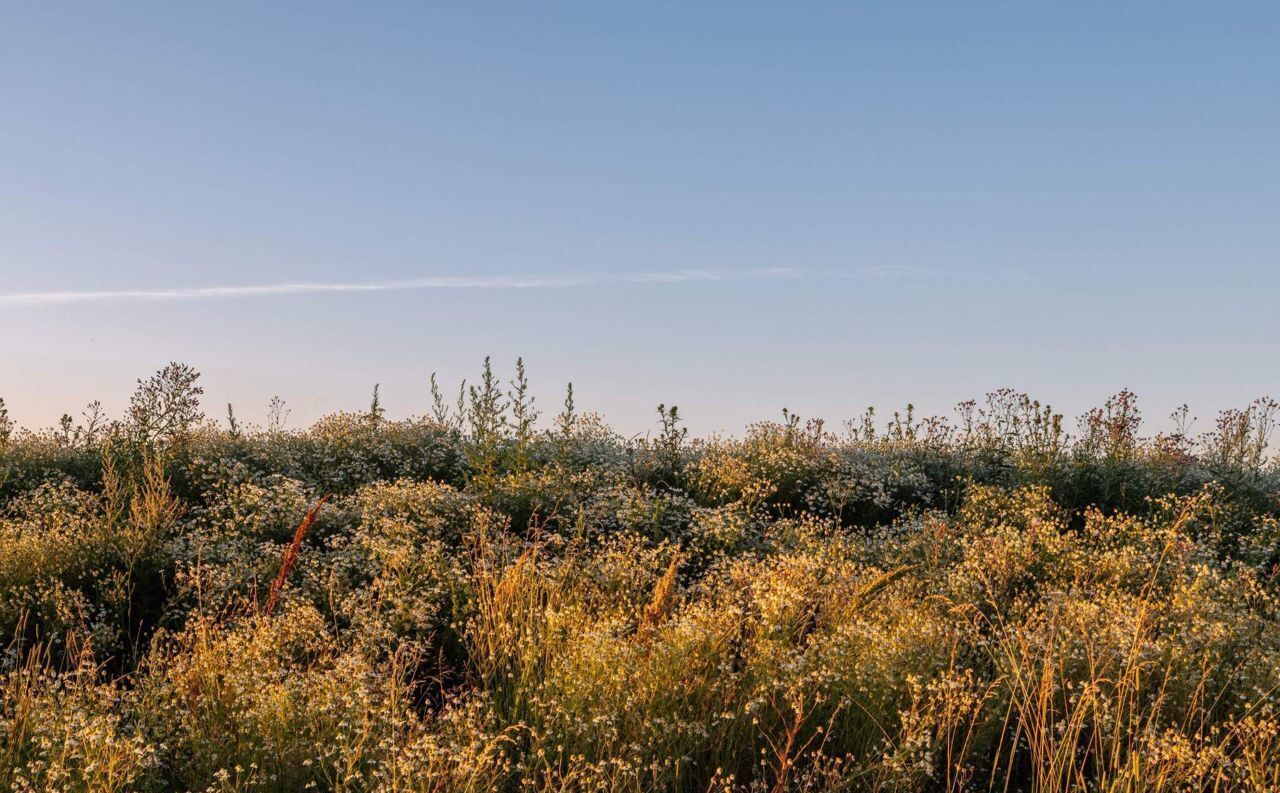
<box><xmin>128</xmin><ymin>362</ymin><xmax>204</xmax><ymax>446</ymax></box>
<box><xmin>1</xmin><ymin>363</ymin><xmax>1279</xmax><ymax>791</ymax></box>
<box><xmin>508</xmin><ymin>358</ymin><xmax>539</xmax><ymax>473</ymax></box>
<box><xmin>0</xmin><ymin>398</ymin><xmax>11</xmax><ymax>492</ymax></box>
<box><xmin>0</xmin><ymin>644</ymin><xmax>159</xmax><ymax>792</ymax></box>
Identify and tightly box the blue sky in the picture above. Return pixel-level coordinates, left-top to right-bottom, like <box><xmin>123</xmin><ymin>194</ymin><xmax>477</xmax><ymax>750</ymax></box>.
<box><xmin>2</xmin><ymin>3</ymin><xmax>1278</xmax><ymax>435</ymax></box>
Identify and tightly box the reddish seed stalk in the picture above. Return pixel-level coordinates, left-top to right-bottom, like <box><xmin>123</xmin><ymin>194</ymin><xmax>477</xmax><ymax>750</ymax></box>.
<box><xmin>264</xmin><ymin>495</ymin><xmax>329</xmax><ymax>616</ymax></box>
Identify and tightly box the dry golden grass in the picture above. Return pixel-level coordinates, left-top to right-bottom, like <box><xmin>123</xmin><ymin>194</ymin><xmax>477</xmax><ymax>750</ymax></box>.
<box><xmin>2</xmin><ymin>368</ymin><xmax>1278</xmax><ymax>790</ymax></box>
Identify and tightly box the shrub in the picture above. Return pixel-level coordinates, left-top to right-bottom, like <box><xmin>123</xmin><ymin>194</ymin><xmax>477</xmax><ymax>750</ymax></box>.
<box><xmin>1</xmin><ymin>365</ymin><xmax>1278</xmax><ymax>791</ymax></box>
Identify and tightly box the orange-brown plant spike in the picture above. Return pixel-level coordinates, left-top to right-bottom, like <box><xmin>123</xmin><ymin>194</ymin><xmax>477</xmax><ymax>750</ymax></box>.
<box><xmin>264</xmin><ymin>495</ymin><xmax>330</xmax><ymax>616</ymax></box>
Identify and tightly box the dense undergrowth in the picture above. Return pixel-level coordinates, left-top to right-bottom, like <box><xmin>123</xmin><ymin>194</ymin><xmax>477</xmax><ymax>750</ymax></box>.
<box><xmin>1</xmin><ymin>361</ymin><xmax>1279</xmax><ymax>792</ymax></box>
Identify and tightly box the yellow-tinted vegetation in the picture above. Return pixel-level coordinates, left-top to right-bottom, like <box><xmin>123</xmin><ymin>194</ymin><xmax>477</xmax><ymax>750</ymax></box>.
<box><xmin>1</xmin><ymin>362</ymin><xmax>1278</xmax><ymax>791</ymax></box>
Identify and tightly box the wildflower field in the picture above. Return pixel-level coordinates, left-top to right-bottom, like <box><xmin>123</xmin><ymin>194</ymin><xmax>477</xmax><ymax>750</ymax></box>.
<box><xmin>1</xmin><ymin>361</ymin><xmax>1278</xmax><ymax>792</ymax></box>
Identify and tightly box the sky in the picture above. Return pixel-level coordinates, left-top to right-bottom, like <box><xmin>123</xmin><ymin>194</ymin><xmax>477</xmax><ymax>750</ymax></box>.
<box><xmin>2</xmin><ymin>3</ymin><xmax>1278</xmax><ymax>437</ymax></box>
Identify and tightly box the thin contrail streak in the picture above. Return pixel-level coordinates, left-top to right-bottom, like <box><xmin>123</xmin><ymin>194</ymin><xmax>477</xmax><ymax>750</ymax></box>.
<box><xmin>0</xmin><ymin>268</ymin><xmax>802</xmax><ymax>306</ymax></box>
<box><xmin>0</xmin><ymin>266</ymin><xmax>1024</xmax><ymax>307</ymax></box>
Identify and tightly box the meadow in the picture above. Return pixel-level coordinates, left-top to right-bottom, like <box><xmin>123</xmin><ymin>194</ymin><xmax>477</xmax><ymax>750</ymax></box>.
<box><xmin>1</xmin><ymin>361</ymin><xmax>1278</xmax><ymax>792</ymax></box>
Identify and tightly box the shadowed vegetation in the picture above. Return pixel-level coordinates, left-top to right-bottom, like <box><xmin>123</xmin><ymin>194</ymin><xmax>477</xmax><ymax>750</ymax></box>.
<box><xmin>1</xmin><ymin>361</ymin><xmax>1278</xmax><ymax>791</ymax></box>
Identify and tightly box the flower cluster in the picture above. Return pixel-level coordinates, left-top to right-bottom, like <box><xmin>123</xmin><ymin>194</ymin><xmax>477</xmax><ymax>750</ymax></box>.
<box><xmin>1</xmin><ymin>366</ymin><xmax>1278</xmax><ymax>791</ymax></box>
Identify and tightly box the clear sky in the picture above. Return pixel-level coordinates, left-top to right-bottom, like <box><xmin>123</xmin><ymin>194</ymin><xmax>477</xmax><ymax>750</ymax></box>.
<box><xmin>2</xmin><ymin>3</ymin><xmax>1278</xmax><ymax>436</ymax></box>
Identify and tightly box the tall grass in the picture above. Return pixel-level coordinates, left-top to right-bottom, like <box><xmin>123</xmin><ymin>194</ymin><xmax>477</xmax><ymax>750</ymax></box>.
<box><xmin>0</xmin><ymin>362</ymin><xmax>1277</xmax><ymax>790</ymax></box>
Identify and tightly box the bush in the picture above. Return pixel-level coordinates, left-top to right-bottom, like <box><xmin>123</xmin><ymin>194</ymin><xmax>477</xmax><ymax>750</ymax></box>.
<box><xmin>1</xmin><ymin>365</ymin><xmax>1278</xmax><ymax>790</ymax></box>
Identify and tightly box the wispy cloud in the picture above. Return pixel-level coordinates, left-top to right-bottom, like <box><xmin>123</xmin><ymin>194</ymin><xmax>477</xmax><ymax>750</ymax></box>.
<box><xmin>0</xmin><ymin>265</ymin><xmax>1023</xmax><ymax>307</ymax></box>
<box><xmin>827</xmin><ymin>265</ymin><xmax>1030</xmax><ymax>284</ymax></box>
<box><xmin>0</xmin><ymin>268</ymin><xmax>803</xmax><ymax>306</ymax></box>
